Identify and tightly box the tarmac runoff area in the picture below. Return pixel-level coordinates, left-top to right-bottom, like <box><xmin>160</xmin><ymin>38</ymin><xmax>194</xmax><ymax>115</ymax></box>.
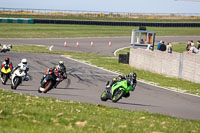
<box><xmin>0</xmin><ymin>51</ymin><xmax>200</xmax><ymax>120</ymax></box>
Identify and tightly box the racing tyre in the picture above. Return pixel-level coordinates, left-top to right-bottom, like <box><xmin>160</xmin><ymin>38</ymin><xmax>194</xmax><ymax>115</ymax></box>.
<box><xmin>38</xmin><ymin>87</ymin><xmax>42</xmax><ymax>93</ymax></box>
<box><xmin>100</xmin><ymin>91</ymin><xmax>109</xmax><ymax>101</ymax></box>
<box><xmin>2</xmin><ymin>74</ymin><xmax>8</xmax><ymax>85</ymax></box>
<box><xmin>11</xmin><ymin>77</ymin><xmax>20</xmax><ymax>90</ymax></box>
<box><xmin>112</xmin><ymin>89</ymin><xmax>124</xmax><ymax>103</ymax></box>
<box><xmin>43</xmin><ymin>81</ymin><xmax>54</xmax><ymax>93</ymax></box>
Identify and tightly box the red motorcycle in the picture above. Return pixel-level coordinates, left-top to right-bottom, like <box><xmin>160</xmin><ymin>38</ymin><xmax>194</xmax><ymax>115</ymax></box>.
<box><xmin>38</xmin><ymin>68</ymin><xmax>68</xmax><ymax>93</ymax></box>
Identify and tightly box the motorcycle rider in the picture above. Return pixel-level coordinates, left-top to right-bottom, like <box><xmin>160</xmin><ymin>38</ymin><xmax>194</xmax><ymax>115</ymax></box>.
<box><xmin>54</xmin><ymin>61</ymin><xmax>67</xmax><ymax>88</ymax></box>
<box><xmin>107</xmin><ymin>72</ymin><xmax>137</xmax><ymax>97</ymax></box>
<box><xmin>12</xmin><ymin>58</ymin><xmax>29</xmax><ymax>81</ymax></box>
<box><xmin>1</xmin><ymin>57</ymin><xmax>13</xmax><ymax>80</ymax></box>
<box><xmin>40</xmin><ymin>61</ymin><xmax>67</xmax><ymax>90</ymax></box>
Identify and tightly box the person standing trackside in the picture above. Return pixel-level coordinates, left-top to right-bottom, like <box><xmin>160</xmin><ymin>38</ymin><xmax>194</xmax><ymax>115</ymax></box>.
<box><xmin>197</xmin><ymin>40</ymin><xmax>200</xmax><ymax>50</ymax></box>
<box><xmin>166</xmin><ymin>42</ymin><xmax>172</xmax><ymax>53</ymax></box>
<box><xmin>186</xmin><ymin>40</ymin><xmax>192</xmax><ymax>51</ymax></box>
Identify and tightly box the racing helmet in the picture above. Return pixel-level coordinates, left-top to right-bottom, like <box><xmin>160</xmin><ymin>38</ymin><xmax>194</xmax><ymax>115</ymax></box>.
<box><xmin>56</xmin><ymin>65</ymin><xmax>62</xmax><ymax>72</ymax></box>
<box><xmin>59</xmin><ymin>61</ymin><xmax>64</xmax><ymax>66</ymax></box>
<box><xmin>129</xmin><ymin>72</ymin><xmax>137</xmax><ymax>80</ymax></box>
<box><xmin>21</xmin><ymin>58</ymin><xmax>27</xmax><ymax>65</ymax></box>
<box><xmin>58</xmin><ymin>61</ymin><xmax>65</xmax><ymax>70</ymax></box>
<box><xmin>5</xmin><ymin>57</ymin><xmax>9</xmax><ymax>64</ymax></box>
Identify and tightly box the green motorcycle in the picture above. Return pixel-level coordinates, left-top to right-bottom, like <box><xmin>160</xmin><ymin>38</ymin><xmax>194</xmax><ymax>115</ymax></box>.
<box><xmin>100</xmin><ymin>80</ymin><xmax>134</xmax><ymax>103</ymax></box>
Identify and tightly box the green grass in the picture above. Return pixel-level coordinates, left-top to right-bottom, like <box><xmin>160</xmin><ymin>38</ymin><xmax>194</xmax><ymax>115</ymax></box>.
<box><xmin>0</xmin><ymin>88</ymin><xmax>200</xmax><ymax>133</ymax></box>
<box><xmin>12</xmin><ymin>45</ymin><xmax>50</xmax><ymax>53</ymax></box>
<box><xmin>11</xmin><ymin>45</ymin><xmax>200</xmax><ymax>96</ymax></box>
<box><xmin>1</xmin><ymin>23</ymin><xmax>200</xmax><ymax>38</ymax></box>
<box><xmin>1</xmin><ymin>14</ymin><xmax>200</xmax><ymax>22</ymax></box>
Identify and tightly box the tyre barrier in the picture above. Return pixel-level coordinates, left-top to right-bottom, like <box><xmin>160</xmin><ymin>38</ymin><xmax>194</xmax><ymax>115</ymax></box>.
<box><xmin>34</xmin><ymin>19</ymin><xmax>200</xmax><ymax>27</ymax></box>
<box><xmin>0</xmin><ymin>18</ymin><xmax>34</xmax><ymax>24</ymax></box>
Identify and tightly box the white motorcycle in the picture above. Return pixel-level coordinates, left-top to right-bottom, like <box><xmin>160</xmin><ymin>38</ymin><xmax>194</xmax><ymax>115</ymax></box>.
<box><xmin>1</xmin><ymin>44</ymin><xmax>12</xmax><ymax>53</ymax></box>
<box><xmin>11</xmin><ymin>68</ymin><xmax>28</xmax><ymax>90</ymax></box>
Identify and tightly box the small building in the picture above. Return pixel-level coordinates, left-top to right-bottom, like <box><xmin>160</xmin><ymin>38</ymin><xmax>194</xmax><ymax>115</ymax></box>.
<box><xmin>131</xmin><ymin>28</ymin><xmax>156</xmax><ymax>50</ymax></box>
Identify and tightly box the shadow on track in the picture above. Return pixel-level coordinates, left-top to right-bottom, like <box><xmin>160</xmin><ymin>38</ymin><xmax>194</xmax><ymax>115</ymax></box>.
<box><xmin>55</xmin><ymin>87</ymin><xmax>85</xmax><ymax>90</ymax></box>
<box><xmin>117</xmin><ymin>101</ymin><xmax>155</xmax><ymax>107</ymax></box>
<box><xmin>46</xmin><ymin>92</ymin><xmax>80</xmax><ymax>97</ymax></box>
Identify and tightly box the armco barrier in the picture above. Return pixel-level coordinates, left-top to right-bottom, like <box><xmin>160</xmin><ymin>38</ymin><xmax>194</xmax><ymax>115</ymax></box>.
<box><xmin>0</xmin><ymin>18</ymin><xmax>34</xmax><ymax>24</ymax></box>
<box><xmin>129</xmin><ymin>48</ymin><xmax>200</xmax><ymax>84</ymax></box>
<box><xmin>34</xmin><ymin>19</ymin><xmax>200</xmax><ymax>27</ymax></box>
<box><xmin>0</xmin><ymin>18</ymin><xmax>200</xmax><ymax>27</ymax></box>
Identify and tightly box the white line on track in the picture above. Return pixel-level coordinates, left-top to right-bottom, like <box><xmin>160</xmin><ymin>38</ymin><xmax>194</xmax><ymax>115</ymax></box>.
<box><xmin>49</xmin><ymin>45</ymin><xmax>54</xmax><ymax>51</ymax></box>
<box><xmin>114</xmin><ymin>46</ymin><xmax>131</xmax><ymax>56</ymax></box>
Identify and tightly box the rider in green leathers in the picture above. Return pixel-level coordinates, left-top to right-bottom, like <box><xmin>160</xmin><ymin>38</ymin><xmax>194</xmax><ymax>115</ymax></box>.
<box><xmin>107</xmin><ymin>72</ymin><xmax>137</xmax><ymax>97</ymax></box>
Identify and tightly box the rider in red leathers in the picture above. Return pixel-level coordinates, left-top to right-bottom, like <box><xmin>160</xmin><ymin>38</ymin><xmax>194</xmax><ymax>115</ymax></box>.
<box><xmin>1</xmin><ymin>57</ymin><xmax>13</xmax><ymax>80</ymax></box>
<box><xmin>40</xmin><ymin>61</ymin><xmax>67</xmax><ymax>90</ymax></box>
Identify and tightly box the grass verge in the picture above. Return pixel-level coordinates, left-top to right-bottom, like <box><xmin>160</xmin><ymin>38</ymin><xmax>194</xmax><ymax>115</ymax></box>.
<box><xmin>1</xmin><ymin>23</ymin><xmax>200</xmax><ymax>38</ymax></box>
<box><xmin>11</xmin><ymin>45</ymin><xmax>200</xmax><ymax>96</ymax></box>
<box><xmin>0</xmin><ymin>88</ymin><xmax>200</xmax><ymax>133</ymax></box>
<box><xmin>1</xmin><ymin>14</ymin><xmax>200</xmax><ymax>22</ymax></box>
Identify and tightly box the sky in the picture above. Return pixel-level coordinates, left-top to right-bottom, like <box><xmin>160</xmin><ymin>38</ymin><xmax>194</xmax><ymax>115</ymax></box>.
<box><xmin>0</xmin><ymin>0</ymin><xmax>200</xmax><ymax>14</ymax></box>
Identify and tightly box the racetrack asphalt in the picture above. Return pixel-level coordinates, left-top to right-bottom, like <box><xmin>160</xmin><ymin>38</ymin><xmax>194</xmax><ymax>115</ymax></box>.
<box><xmin>0</xmin><ymin>36</ymin><xmax>200</xmax><ymax>120</ymax></box>
<box><xmin>1</xmin><ymin>36</ymin><xmax>200</xmax><ymax>55</ymax></box>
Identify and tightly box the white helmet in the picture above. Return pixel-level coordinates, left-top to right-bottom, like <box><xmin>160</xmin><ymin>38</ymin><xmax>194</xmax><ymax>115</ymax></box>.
<box><xmin>21</xmin><ymin>58</ymin><xmax>27</xmax><ymax>64</ymax></box>
<box><xmin>59</xmin><ymin>61</ymin><xmax>64</xmax><ymax>65</ymax></box>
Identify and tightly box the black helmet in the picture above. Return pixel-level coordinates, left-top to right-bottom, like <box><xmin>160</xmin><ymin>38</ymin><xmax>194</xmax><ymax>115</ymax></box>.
<box><xmin>129</xmin><ymin>72</ymin><xmax>137</xmax><ymax>80</ymax></box>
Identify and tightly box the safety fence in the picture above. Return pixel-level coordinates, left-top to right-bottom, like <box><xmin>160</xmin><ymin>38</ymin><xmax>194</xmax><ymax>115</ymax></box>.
<box><xmin>1</xmin><ymin>17</ymin><xmax>200</xmax><ymax>27</ymax></box>
<box><xmin>1</xmin><ymin>7</ymin><xmax>200</xmax><ymax>27</ymax></box>
<box><xmin>34</xmin><ymin>19</ymin><xmax>200</xmax><ymax>27</ymax></box>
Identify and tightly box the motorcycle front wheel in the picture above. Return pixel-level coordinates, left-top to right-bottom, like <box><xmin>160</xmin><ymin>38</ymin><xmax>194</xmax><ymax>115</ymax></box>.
<box><xmin>2</xmin><ymin>74</ymin><xmax>9</xmax><ymax>85</ymax></box>
<box><xmin>112</xmin><ymin>89</ymin><xmax>124</xmax><ymax>103</ymax></box>
<box><xmin>100</xmin><ymin>91</ymin><xmax>109</xmax><ymax>101</ymax></box>
<box><xmin>43</xmin><ymin>81</ymin><xmax>54</xmax><ymax>93</ymax></box>
<box><xmin>11</xmin><ymin>77</ymin><xmax>20</xmax><ymax>90</ymax></box>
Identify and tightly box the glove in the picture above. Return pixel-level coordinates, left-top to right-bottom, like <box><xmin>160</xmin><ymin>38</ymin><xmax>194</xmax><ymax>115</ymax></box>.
<box><xmin>63</xmin><ymin>73</ymin><xmax>67</xmax><ymax>79</ymax></box>
<box><xmin>56</xmin><ymin>78</ymin><xmax>60</xmax><ymax>81</ymax></box>
<box><xmin>24</xmin><ymin>75</ymin><xmax>29</xmax><ymax>81</ymax></box>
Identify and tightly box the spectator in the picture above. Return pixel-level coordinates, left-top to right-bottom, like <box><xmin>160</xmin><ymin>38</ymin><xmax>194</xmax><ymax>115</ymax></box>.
<box><xmin>197</xmin><ymin>40</ymin><xmax>200</xmax><ymax>50</ymax></box>
<box><xmin>160</xmin><ymin>41</ymin><xmax>166</xmax><ymax>51</ymax></box>
<box><xmin>188</xmin><ymin>43</ymin><xmax>200</xmax><ymax>55</ymax></box>
<box><xmin>140</xmin><ymin>39</ymin><xmax>145</xmax><ymax>44</ymax></box>
<box><xmin>166</xmin><ymin>42</ymin><xmax>172</xmax><ymax>53</ymax></box>
<box><xmin>186</xmin><ymin>40</ymin><xmax>193</xmax><ymax>51</ymax></box>
<box><xmin>157</xmin><ymin>40</ymin><xmax>163</xmax><ymax>50</ymax></box>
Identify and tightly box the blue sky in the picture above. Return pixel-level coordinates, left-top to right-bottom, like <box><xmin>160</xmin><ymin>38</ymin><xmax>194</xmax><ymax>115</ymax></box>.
<box><xmin>0</xmin><ymin>0</ymin><xmax>200</xmax><ymax>14</ymax></box>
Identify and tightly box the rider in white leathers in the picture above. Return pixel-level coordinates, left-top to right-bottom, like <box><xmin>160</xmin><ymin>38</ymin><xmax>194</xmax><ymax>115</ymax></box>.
<box><xmin>12</xmin><ymin>59</ymin><xmax>29</xmax><ymax>81</ymax></box>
